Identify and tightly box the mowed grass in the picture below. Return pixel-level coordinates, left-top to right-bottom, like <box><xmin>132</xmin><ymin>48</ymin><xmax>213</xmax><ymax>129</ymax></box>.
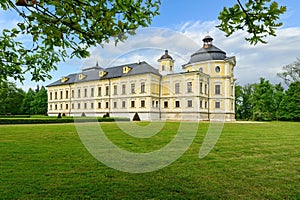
<box><xmin>0</xmin><ymin>121</ymin><xmax>299</xmax><ymax>199</ymax></box>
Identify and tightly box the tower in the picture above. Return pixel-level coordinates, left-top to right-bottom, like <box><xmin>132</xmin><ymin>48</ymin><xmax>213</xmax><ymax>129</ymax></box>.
<box><xmin>158</xmin><ymin>50</ymin><xmax>175</xmax><ymax>75</ymax></box>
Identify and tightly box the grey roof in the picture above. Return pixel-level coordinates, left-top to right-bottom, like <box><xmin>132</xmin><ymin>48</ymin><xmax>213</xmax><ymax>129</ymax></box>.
<box><xmin>47</xmin><ymin>61</ymin><xmax>160</xmax><ymax>87</ymax></box>
<box><xmin>187</xmin><ymin>45</ymin><xmax>226</xmax><ymax>64</ymax></box>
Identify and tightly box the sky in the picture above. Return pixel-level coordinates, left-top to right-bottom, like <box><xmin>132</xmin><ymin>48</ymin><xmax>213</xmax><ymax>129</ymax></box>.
<box><xmin>1</xmin><ymin>0</ymin><xmax>300</xmax><ymax>90</ymax></box>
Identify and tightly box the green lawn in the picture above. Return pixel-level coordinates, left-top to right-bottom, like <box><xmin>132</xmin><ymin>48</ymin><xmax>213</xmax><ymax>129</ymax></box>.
<box><xmin>0</xmin><ymin>122</ymin><xmax>299</xmax><ymax>199</ymax></box>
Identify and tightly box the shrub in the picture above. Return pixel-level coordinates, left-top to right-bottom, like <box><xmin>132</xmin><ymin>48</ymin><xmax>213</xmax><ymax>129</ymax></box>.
<box><xmin>132</xmin><ymin>112</ymin><xmax>141</xmax><ymax>121</ymax></box>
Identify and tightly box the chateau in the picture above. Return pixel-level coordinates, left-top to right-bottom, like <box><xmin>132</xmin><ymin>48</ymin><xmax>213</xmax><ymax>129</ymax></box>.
<box><xmin>47</xmin><ymin>36</ymin><xmax>237</xmax><ymax>121</ymax></box>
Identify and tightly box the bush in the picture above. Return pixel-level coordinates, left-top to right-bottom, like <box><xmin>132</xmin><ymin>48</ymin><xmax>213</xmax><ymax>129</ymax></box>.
<box><xmin>103</xmin><ymin>112</ymin><xmax>110</xmax><ymax>118</ymax></box>
<box><xmin>132</xmin><ymin>112</ymin><xmax>141</xmax><ymax>121</ymax></box>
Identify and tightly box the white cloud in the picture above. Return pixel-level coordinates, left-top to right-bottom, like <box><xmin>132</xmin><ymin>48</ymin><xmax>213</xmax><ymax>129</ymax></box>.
<box><xmin>77</xmin><ymin>22</ymin><xmax>300</xmax><ymax>86</ymax></box>
<box><xmin>11</xmin><ymin>19</ymin><xmax>300</xmax><ymax>89</ymax></box>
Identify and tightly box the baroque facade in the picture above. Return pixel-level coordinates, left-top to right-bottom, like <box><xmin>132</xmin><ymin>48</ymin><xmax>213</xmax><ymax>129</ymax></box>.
<box><xmin>47</xmin><ymin>36</ymin><xmax>237</xmax><ymax>121</ymax></box>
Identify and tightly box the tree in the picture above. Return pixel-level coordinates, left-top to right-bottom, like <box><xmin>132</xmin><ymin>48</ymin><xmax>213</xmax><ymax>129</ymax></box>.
<box><xmin>217</xmin><ymin>0</ymin><xmax>286</xmax><ymax>44</ymax></box>
<box><xmin>278</xmin><ymin>82</ymin><xmax>300</xmax><ymax>121</ymax></box>
<box><xmin>277</xmin><ymin>59</ymin><xmax>300</xmax><ymax>86</ymax></box>
<box><xmin>21</xmin><ymin>88</ymin><xmax>36</xmax><ymax>115</ymax></box>
<box><xmin>30</xmin><ymin>86</ymin><xmax>48</xmax><ymax>114</ymax></box>
<box><xmin>0</xmin><ymin>0</ymin><xmax>160</xmax><ymax>83</ymax></box>
<box><xmin>0</xmin><ymin>0</ymin><xmax>286</xmax><ymax>83</ymax></box>
<box><xmin>273</xmin><ymin>83</ymin><xmax>284</xmax><ymax>120</ymax></box>
<box><xmin>0</xmin><ymin>82</ymin><xmax>25</xmax><ymax>115</ymax></box>
<box><xmin>252</xmin><ymin>78</ymin><xmax>275</xmax><ymax>121</ymax></box>
<box><xmin>235</xmin><ymin>84</ymin><xmax>255</xmax><ymax>120</ymax></box>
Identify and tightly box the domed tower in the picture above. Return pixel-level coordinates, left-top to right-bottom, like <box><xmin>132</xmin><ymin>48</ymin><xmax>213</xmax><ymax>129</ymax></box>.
<box><xmin>158</xmin><ymin>50</ymin><xmax>175</xmax><ymax>75</ymax></box>
<box><xmin>182</xmin><ymin>35</ymin><xmax>237</xmax><ymax>121</ymax></box>
<box><xmin>184</xmin><ymin>35</ymin><xmax>226</xmax><ymax>68</ymax></box>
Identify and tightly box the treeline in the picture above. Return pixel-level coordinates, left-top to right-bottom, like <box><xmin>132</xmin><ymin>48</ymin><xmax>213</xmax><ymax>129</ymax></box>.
<box><xmin>0</xmin><ymin>79</ymin><xmax>299</xmax><ymax>121</ymax></box>
<box><xmin>235</xmin><ymin>78</ymin><xmax>299</xmax><ymax>121</ymax></box>
<box><xmin>0</xmin><ymin>82</ymin><xmax>47</xmax><ymax>115</ymax></box>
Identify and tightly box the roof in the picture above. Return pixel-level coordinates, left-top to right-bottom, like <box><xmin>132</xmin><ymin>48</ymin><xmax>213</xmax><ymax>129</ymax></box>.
<box><xmin>47</xmin><ymin>61</ymin><xmax>160</xmax><ymax>87</ymax></box>
<box><xmin>158</xmin><ymin>50</ymin><xmax>173</xmax><ymax>61</ymax></box>
<box><xmin>185</xmin><ymin>36</ymin><xmax>227</xmax><ymax>65</ymax></box>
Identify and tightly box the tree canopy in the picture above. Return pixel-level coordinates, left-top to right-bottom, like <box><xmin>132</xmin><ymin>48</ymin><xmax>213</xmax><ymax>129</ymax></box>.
<box><xmin>0</xmin><ymin>0</ymin><xmax>286</xmax><ymax>83</ymax></box>
<box><xmin>277</xmin><ymin>59</ymin><xmax>300</xmax><ymax>86</ymax></box>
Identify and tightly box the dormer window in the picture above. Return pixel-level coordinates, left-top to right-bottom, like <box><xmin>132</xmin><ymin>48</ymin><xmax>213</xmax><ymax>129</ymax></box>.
<box><xmin>123</xmin><ymin>66</ymin><xmax>132</xmax><ymax>74</ymax></box>
<box><xmin>99</xmin><ymin>70</ymin><xmax>107</xmax><ymax>77</ymax></box>
<box><xmin>61</xmin><ymin>77</ymin><xmax>69</xmax><ymax>83</ymax></box>
<box><xmin>78</xmin><ymin>74</ymin><xmax>87</xmax><ymax>80</ymax></box>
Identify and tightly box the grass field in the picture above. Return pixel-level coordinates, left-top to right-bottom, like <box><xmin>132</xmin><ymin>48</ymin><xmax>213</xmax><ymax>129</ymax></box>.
<box><xmin>0</xmin><ymin>121</ymin><xmax>299</xmax><ymax>199</ymax></box>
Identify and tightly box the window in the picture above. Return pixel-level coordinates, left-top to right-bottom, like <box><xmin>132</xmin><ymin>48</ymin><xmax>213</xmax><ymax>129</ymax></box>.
<box><xmin>66</xmin><ymin>104</ymin><xmax>69</xmax><ymax>110</ymax></box>
<box><xmin>175</xmin><ymin>83</ymin><xmax>180</xmax><ymax>94</ymax></box>
<box><xmin>156</xmin><ymin>101</ymin><xmax>158</xmax><ymax>108</ymax></box>
<box><xmin>164</xmin><ymin>101</ymin><xmax>168</xmax><ymax>108</ymax></box>
<box><xmin>98</xmin><ymin>102</ymin><xmax>101</xmax><ymax>109</ymax></box>
<box><xmin>122</xmin><ymin>84</ymin><xmax>126</xmax><ymax>95</ymax></box>
<box><xmin>84</xmin><ymin>103</ymin><xmax>87</xmax><ymax>109</ymax></box>
<box><xmin>113</xmin><ymin>102</ymin><xmax>117</xmax><ymax>108</ymax></box>
<box><xmin>77</xmin><ymin>89</ymin><xmax>81</xmax><ymax>98</ymax></box>
<box><xmin>200</xmin><ymin>83</ymin><xmax>203</xmax><ymax>94</ymax></box>
<box><xmin>66</xmin><ymin>90</ymin><xmax>69</xmax><ymax>99</ymax></box>
<box><xmin>205</xmin><ymin>101</ymin><xmax>207</xmax><ymax>109</ymax></box>
<box><xmin>91</xmin><ymin>103</ymin><xmax>94</xmax><ymax>109</ymax></box>
<box><xmin>49</xmin><ymin>105</ymin><xmax>52</xmax><ymax>110</ymax></box>
<box><xmin>55</xmin><ymin>92</ymin><xmax>57</xmax><ymax>100</ymax></box>
<box><xmin>215</xmin><ymin>102</ymin><xmax>221</xmax><ymax>109</ymax></box>
<box><xmin>187</xmin><ymin>82</ymin><xmax>192</xmax><ymax>93</ymax></box>
<box><xmin>170</xmin><ymin>66</ymin><xmax>173</xmax><ymax>71</ymax></box>
<box><xmin>72</xmin><ymin>103</ymin><xmax>74</xmax><ymax>109</ymax></box>
<box><xmin>175</xmin><ymin>101</ymin><xmax>180</xmax><ymax>108</ymax></box>
<box><xmin>131</xmin><ymin>101</ymin><xmax>135</xmax><ymax>108</ymax></box>
<box><xmin>200</xmin><ymin>100</ymin><xmax>203</xmax><ymax>108</ymax></box>
<box><xmin>187</xmin><ymin>100</ymin><xmax>193</xmax><ymax>107</ymax></box>
<box><xmin>55</xmin><ymin>104</ymin><xmax>57</xmax><ymax>110</ymax></box>
<box><xmin>141</xmin><ymin>100</ymin><xmax>145</xmax><ymax>108</ymax></box>
<box><xmin>122</xmin><ymin>101</ymin><xmax>126</xmax><ymax>108</ymax></box>
<box><xmin>71</xmin><ymin>90</ymin><xmax>74</xmax><ymax>98</ymax></box>
<box><xmin>131</xmin><ymin>83</ymin><xmax>135</xmax><ymax>94</ymax></box>
<box><xmin>91</xmin><ymin>88</ymin><xmax>94</xmax><ymax>97</ymax></box>
<box><xmin>50</xmin><ymin>92</ymin><xmax>52</xmax><ymax>100</ymax></box>
<box><xmin>215</xmin><ymin>66</ymin><xmax>220</xmax><ymax>73</ymax></box>
<box><xmin>141</xmin><ymin>82</ymin><xmax>145</xmax><ymax>93</ymax></box>
<box><xmin>205</xmin><ymin>84</ymin><xmax>207</xmax><ymax>94</ymax></box>
<box><xmin>60</xmin><ymin>91</ymin><xmax>63</xmax><ymax>99</ymax></box>
<box><xmin>162</xmin><ymin>65</ymin><xmax>165</xmax><ymax>71</ymax></box>
<box><xmin>113</xmin><ymin>85</ymin><xmax>117</xmax><ymax>95</ymax></box>
<box><xmin>78</xmin><ymin>103</ymin><xmax>81</xmax><ymax>109</ymax></box>
<box><xmin>59</xmin><ymin>104</ymin><xmax>62</xmax><ymax>110</ymax></box>
<box><xmin>105</xmin><ymin>86</ymin><xmax>109</xmax><ymax>96</ymax></box>
<box><xmin>84</xmin><ymin>88</ymin><xmax>88</xmax><ymax>97</ymax></box>
<box><xmin>215</xmin><ymin>85</ymin><xmax>221</xmax><ymax>95</ymax></box>
<box><xmin>98</xmin><ymin>87</ymin><xmax>101</xmax><ymax>96</ymax></box>
<box><xmin>105</xmin><ymin>102</ymin><xmax>109</xmax><ymax>108</ymax></box>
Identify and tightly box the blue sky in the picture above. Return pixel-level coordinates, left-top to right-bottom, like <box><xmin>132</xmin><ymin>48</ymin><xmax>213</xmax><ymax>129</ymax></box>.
<box><xmin>1</xmin><ymin>1</ymin><xmax>300</xmax><ymax>90</ymax></box>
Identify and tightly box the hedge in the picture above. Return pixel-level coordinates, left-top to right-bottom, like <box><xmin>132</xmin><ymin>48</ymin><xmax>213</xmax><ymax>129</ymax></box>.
<box><xmin>0</xmin><ymin>117</ymin><xmax>130</xmax><ymax>124</ymax></box>
<box><xmin>0</xmin><ymin>115</ymin><xmax>30</xmax><ymax>118</ymax></box>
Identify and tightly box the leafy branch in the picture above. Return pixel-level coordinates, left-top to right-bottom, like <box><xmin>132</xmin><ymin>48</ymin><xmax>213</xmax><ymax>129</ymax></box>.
<box><xmin>217</xmin><ymin>0</ymin><xmax>286</xmax><ymax>44</ymax></box>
